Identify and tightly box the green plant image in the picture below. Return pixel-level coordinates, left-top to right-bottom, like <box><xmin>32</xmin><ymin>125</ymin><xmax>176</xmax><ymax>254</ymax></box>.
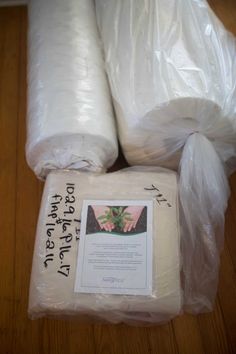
<box><xmin>97</xmin><ymin>207</ymin><xmax>133</xmax><ymax>231</ymax></box>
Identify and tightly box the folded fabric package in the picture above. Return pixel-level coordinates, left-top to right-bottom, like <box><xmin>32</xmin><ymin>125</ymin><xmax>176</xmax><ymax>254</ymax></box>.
<box><xmin>26</xmin><ymin>0</ymin><xmax>118</xmax><ymax>180</ymax></box>
<box><xmin>29</xmin><ymin>168</ymin><xmax>181</xmax><ymax>324</ymax></box>
<box><xmin>96</xmin><ymin>0</ymin><xmax>236</xmax><ymax>169</ymax></box>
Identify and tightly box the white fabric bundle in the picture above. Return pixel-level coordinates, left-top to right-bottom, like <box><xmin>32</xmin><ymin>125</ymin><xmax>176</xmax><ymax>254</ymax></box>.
<box><xmin>29</xmin><ymin>169</ymin><xmax>181</xmax><ymax>324</ymax></box>
<box><xmin>26</xmin><ymin>0</ymin><xmax>118</xmax><ymax>179</ymax></box>
<box><xmin>96</xmin><ymin>0</ymin><xmax>236</xmax><ymax>314</ymax></box>
<box><xmin>96</xmin><ymin>0</ymin><xmax>236</xmax><ymax>169</ymax></box>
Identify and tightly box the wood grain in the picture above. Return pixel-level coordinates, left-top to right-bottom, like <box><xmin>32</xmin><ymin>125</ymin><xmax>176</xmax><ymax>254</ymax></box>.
<box><xmin>0</xmin><ymin>2</ymin><xmax>236</xmax><ymax>353</ymax></box>
<box><xmin>197</xmin><ymin>299</ymin><xmax>231</xmax><ymax>354</ymax></box>
<box><xmin>0</xmin><ymin>7</ymin><xmax>21</xmax><ymax>353</ymax></box>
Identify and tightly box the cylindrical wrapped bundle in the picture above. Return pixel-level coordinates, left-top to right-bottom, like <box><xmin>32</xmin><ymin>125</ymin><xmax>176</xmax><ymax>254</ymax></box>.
<box><xmin>96</xmin><ymin>0</ymin><xmax>236</xmax><ymax>169</ymax></box>
<box><xmin>96</xmin><ymin>0</ymin><xmax>236</xmax><ymax>314</ymax></box>
<box><xmin>27</xmin><ymin>0</ymin><xmax>118</xmax><ymax>179</ymax></box>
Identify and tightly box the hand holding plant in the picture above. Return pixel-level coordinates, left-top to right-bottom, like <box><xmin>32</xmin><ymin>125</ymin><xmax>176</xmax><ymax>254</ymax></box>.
<box><xmin>93</xmin><ymin>206</ymin><xmax>133</xmax><ymax>232</ymax></box>
<box><xmin>92</xmin><ymin>206</ymin><xmax>115</xmax><ymax>232</ymax></box>
<box><xmin>123</xmin><ymin>206</ymin><xmax>144</xmax><ymax>232</ymax></box>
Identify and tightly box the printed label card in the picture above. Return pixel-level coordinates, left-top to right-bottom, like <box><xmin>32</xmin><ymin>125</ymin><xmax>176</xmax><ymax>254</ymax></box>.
<box><xmin>75</xmin><ymin>200</ymin><xmax>153</xmax><ymax>296</ymax></box>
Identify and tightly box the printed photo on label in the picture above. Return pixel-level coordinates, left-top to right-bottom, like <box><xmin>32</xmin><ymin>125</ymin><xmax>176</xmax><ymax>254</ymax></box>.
<box><xmin>74</xmin><ymin>200</ymin><xmax>153</xmax><ymax>296</ymax></box>
<box><xmin>86</xmin><ymin>205</ymin><xmax>147</xmax><ymax>235</ymax></box>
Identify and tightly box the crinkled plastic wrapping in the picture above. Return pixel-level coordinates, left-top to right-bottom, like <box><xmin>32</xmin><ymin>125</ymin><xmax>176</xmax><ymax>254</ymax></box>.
<box><xmin>96</xmin><ymin>0</ymin><xmax>236</xmax><ymax>313</ymax></box>
<box><xmin>29</xmin><ymin>168</ymin><xmax>182</xmax><ymax>324</ymax></box>
<box><xmin>26</xmin><ymin>0</ymin><xmax>118</xmax><ymax>180</ymax></box>
<box><xmin>96</xmin><ymin>0</ymin><xmax>236</xmax><ymax>169</ymax></box>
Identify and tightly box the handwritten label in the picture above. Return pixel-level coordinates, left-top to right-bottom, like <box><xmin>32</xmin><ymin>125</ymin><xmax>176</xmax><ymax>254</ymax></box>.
<box><xmin>144</xmin><ymin>184</ymin><xmax>172</xmax><ymax>207</ymax></box>
<box><xmin>43</xmin><ymin>183</ymin><xmax>81</xmax><ymax>278</ymax></box>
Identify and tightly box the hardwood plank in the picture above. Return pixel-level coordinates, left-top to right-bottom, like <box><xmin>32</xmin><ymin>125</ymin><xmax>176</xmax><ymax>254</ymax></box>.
<box><xmin>226</xmin><ymin>174</ymin><xmax>236</xmax><ymax>273</ymax></box>
<box><xmin>67</xmin><ymin>323</ymin><xmax>96</xmax><ymax>354</ymax></box>
<box><xmin>225</xmin><ymin>204</ymin><xmax>236</xmax><ymax>272</ymax></box>
<box><xmin>172</xmin><ymin>315</ymin><xmax>205</xmax><ymax>354</ymax></box>
<box><xmin>147</xmin><ymin>323</ymin><xmax>178</xmax><ymax>354</ymax></box>
<box><xmin>197</xmin><ymin>299</ymin><xmax>232</xmax><ymax>354</ymax></box>
<box><xmin>217</xmin><ymin>246</ymin><xmax>236</xmax><ymax>350</ymax></box>
<box><xmin>208</xmin><ymin>0</ymin><xmax>236</xmax><ymax>34</ymax></box>
<box><xmin>94</xmin><ymin>324</ymin><xmax>125</xmax><ymax>354</ymax></box>
<box><xmin>93</xmin><ymin>324</ymin><xmax>151</xmax><ymax>354</ymax></box>
<box><xmin>0</xmin><ymin>7</ymin><xmax>21</xmax><ymax>354</ymax></box>
<box><xmin>216</xmin><ymin>172</ymin><xmax>236</xmax><ymax>351</ymax></box>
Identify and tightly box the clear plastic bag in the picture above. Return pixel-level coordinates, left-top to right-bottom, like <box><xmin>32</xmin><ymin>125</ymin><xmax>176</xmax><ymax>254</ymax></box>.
<box><xmin>96</xmin><ymin>0</ymin><xmax>236</xmax><ymax>169</ymax></box>
<box><xmin>96</xmin><ymin>0</ymin><xmax>236</xmax><ymax>313</ymax></box>
<box><xmin>29</xmin><ymin>168</ymin><xmax>182</xmax><ymax>324</ymax></box>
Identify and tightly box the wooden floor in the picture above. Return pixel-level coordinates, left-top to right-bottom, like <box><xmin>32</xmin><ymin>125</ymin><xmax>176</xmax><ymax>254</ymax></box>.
<box><xmin>0</xmin><ymin>2</ymin><xmax>236</xmax><ymax>354</ymax></box>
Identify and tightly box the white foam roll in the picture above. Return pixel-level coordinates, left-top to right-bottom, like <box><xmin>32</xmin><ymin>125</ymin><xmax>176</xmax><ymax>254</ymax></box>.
<box><xmin>27</xmin><ymin>0</ymin><xmax>118</xmax><ymax>179</ymax></box>
<box><xmin>96</xmin><ymin>0</ymin><xmax>236</xmax><ymax>169</ymax></box>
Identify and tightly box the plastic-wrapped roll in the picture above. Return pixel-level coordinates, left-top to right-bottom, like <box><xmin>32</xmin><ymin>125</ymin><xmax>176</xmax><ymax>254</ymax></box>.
<box><xmin>27</xmin><ymin>0</ymin><xmax>118</xmax><ymax>179</ymax></box>
<box><xmin>96</xmin><ymin>0</ymin><xmax>236</xmax><ymax>314</ymax></box>
<box><xmin>96</xmin><ymin>0</ymin><xmax>236</xmax><ymax>169</ymax></box>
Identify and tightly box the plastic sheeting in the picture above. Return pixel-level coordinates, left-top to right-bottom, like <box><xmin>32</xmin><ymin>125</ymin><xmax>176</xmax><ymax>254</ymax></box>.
<box><xmin>29</xmin><ymin>168</ymin><xmax>181</xmax><ymax>324</ymax></box>
<box><xmin>27</xmin><ymin>0</ymin><xmax>118</xmax><ymax>179</ymax></box>
<box><xmin>96</xmin><ymin>0</ymin><xmax>236</xmax><ymax>169</ymax></box>
<box><xmin>96</xmin><ymin>0</ymin><xmax>236</xmax><ymax>313</ymax></box>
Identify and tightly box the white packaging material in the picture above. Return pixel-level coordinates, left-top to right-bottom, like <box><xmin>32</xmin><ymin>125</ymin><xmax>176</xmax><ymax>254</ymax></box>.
<box><xmin>26</xmin><ymin>0</ymin><xmax>118</xmax><ymax>179</ymax></box>
<box><xmin>96</xmin><ymin>0</ymin><xmax>236</xmax><ymax>314</ymax></box>
<box><xmin>96</xmin><ymin>0</ymin><xmax>236</xmax><ymax>169</ymax></box>
<box><xmin>29</xmin><ymin>168</ymin><xmax>181</xmax><ymax>324</ymax></box>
